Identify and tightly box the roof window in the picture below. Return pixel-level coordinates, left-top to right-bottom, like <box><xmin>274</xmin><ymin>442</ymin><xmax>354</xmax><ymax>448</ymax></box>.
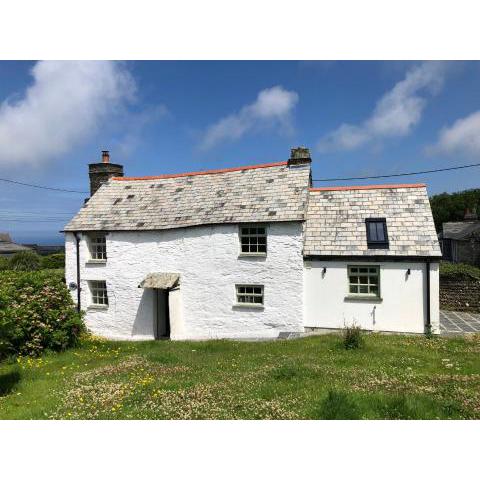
<box><xmin>365</xmin><ymin>218</ymin><xmax>389</xmax><ymax>249</ymax></box>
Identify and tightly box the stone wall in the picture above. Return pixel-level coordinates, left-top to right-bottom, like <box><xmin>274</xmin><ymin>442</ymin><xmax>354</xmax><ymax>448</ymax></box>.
<box><xmin>65</xmin><ymin>222</ymin><xmax>305</xmax><ymax>340</ymax></box>
<box><xmin>440</xmin><ymin>276</ymin><xmax>480</xmax><ymax>312</ymax></box>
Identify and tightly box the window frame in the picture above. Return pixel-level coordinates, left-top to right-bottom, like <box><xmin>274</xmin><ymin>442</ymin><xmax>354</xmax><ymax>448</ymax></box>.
<box><xmin>89</xmin><ymin>280</ymin><xmax>109</xmax><ymax>306</ymax></box>
<box><xmin>347</xmin><ymin>265</ymin><xmax>381</xmax><ymax>298</ymax></box>
<box><xmin>235</xmin><ymin>284</ymin><xmax>264</xmax><ymax>307</ymax></box>
<box><xmin>88</xmin><ymin>233</ymin><xmax>107</xmax><ymax>261</ymax></box>
<box><xmin>365</xmin><ymin>218</ymin><xmax>389</xmax><ymax>249</ymax></box>
<box><xmin>238</xmin><ymin>224</ymin><xmax>267</xmax><ymax>256</ymax></box>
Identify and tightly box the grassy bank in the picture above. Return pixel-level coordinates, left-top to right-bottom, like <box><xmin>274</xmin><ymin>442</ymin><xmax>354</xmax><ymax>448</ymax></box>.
<box><xmin>1</xmin><ymin>334</ymin><xmax>479</xmax><ymax>419</ymax></box>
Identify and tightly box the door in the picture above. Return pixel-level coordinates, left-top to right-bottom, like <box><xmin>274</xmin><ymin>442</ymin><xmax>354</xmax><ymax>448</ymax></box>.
<box><xmin>155</xmin><ymin>289</ymin><xmax>170</xmax><ymax>339</ymax></box>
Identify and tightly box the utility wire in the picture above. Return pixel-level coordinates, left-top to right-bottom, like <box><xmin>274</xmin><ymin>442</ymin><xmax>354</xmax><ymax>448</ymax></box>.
<box><xmin>0</xmin><ymin>177</ymin><xmax>88</xmax><ymax>193</ymax></box>
<box><xmin>312</xmin><ymin>161</ymin><xmax>480</xmax><ymax>182</ymax></box>
<box><xmin>1</xmin><ymin>161</ymin><xmax>479</xmax><ymax>193</ymax></box>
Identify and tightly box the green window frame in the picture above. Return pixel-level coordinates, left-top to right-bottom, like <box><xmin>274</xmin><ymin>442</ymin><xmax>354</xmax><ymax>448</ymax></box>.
<box><xmin>348</xmin><ymin>265</ymin><xmax>380</xmax><ymax>297</ymax></box>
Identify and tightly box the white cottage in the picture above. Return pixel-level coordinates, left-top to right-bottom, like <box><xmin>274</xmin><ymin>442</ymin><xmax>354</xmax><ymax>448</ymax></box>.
<box><xmin>64</xmin><ymin>148</ymin><xmax>442</xmax><ymax>340</ymax></box>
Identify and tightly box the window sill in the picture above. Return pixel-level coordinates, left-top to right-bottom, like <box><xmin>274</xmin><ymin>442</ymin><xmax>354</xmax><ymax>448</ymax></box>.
<box><xmin>238</xmin><ymin>253</ymin><xmax>267</xmax><ymax>258</ymax></box>
<box><xmin>85</xmin><ymin>259</ymin><xmax>107</xmax><ymax>265</ymax></box>
<box><xmin>344</xmin><ymin>295</ymin><xmax>383</xmax><ymax>303</ymax></box>
<box><xmin>233</xmin><ymin>303</ymin><xmax>265</xmax><ymax>309</ymax></box>
<box><xmin>87</xmin><ymin>304</ymin><xmax>109</xmax><ymax>310</ymax></box>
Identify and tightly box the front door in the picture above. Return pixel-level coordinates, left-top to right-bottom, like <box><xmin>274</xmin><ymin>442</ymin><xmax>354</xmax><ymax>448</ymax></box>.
<box><xmin>155</xmin><ymin>289</ymin><xmax>170</xmax><ymax>339</ymax></box>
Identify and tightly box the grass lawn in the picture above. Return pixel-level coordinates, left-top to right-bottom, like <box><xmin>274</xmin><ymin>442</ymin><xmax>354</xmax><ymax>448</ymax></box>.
<box><xmin>1</xmin><ymin>333</ymin><xmax>479</xmax><ymax>419</ymax></box>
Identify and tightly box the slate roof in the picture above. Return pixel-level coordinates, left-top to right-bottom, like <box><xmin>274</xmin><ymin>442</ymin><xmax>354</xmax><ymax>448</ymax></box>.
<box><xmin>64</xmin><ymin>162</ymin><xmax>311</xmax><ymax>232</ymax></box>
<box><xmin>442</xmin><ymin>221</ymin><xmax>480</xmax><ymax>240</ymax></box>
<box><xmin>304</xmin><ymin>184</ymin><xmax>442</xmax><ymax>257</ymax></box>
<box><xmin>0</xmin><ymin>233</ymin><xmax>32</xmax><ymax>255</ymax></box>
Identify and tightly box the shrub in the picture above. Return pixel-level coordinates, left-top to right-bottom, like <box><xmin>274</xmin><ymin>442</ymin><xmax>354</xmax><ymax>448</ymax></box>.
<box><xmin>8</xmin><ymin>251</ymin><xmax>41</xmax><ymax>271</ymax></box>
<box><xmin>343</xmin><ymin>323</ymin><xmax>363</xmax><ymax>350</ymax></box>
<box><xmin>0</xmin><ymin>269</ymin><xmax>84</xmax><ymax>359</ymax></box>
<box><xmin>40</xmin><ymin>253</ymin><xmax>65</xmax><ymax>270</ymax></box>
<box><xmin>439</xmin><ymin>261</ymin><xmax>480</xmax><ymax>280</ymax></box>
<box><xmin>0</xmin><ymin>257</ymin><xmax>10</xmax><ymax>271</ymax></box>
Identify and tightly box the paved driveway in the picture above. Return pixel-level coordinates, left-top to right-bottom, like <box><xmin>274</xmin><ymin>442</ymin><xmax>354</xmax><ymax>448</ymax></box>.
<box><xmin>440</xmin><ymin>310</ymin><xmax>480</xmax><ymax>334</ymax></box>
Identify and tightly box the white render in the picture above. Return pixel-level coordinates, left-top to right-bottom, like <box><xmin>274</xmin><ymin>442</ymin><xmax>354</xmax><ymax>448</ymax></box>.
<box><xmin>65</xmin><ymin>222</ymin><xmax>304</xmax><ymax>340</ymax></box>
<box><xmin>304</xmin><ymin>260</ymin><xmax>440</xmax><ymax>334</ymax></box>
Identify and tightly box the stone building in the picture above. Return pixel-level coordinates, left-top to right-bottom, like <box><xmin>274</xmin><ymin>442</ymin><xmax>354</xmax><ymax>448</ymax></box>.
<box><xmin>440</xmin><ymin>210</ymin><xmax>480</xmax><ymax>266</ymax></box>
<box><xmin>64</xmin><ymin>148</ymin><xmax>441</xmax><ymax>339</ymax></box>
<box><xmin>0</xmin><ymin>233</ymin><xmax>32</xmax><ymax>258</ymax></box>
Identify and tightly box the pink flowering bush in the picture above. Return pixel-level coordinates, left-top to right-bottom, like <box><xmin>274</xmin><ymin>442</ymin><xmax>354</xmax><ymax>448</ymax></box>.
<box><xmin>0</xmin><ymin>269</ymin><xmax>84</xmax><ymax>359</ymax></box>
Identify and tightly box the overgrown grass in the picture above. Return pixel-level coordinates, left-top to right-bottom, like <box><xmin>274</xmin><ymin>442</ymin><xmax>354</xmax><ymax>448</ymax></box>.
<box><xmin>1</xmin><ymin>334</ymin><xmax>479</xmax><ymax>419</ymax></box>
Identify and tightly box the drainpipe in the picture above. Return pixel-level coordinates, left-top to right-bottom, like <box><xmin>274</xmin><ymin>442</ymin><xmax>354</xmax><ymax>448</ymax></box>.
<box><xmin>74</xmin><ymin>232</ymin><xmax>81</xmax><ymax>313</ymax></box>
<box><xmin>425</xmin><ymin>260</ymin><xmax>431</xmax><ymax>332</ymax></box>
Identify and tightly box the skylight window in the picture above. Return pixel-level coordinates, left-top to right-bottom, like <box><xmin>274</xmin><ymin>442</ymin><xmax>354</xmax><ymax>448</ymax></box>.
<box><xmin>365</xmin><ymin>218</ymin><xmax>389</xmax><ymax>249</ymax></box>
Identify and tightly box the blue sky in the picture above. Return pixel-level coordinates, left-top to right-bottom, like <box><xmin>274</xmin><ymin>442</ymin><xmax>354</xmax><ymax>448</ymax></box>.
<box><xmin>1</xmin><ymin>60</ymin><xmax>480</xmax><ymax>244</ymax></box>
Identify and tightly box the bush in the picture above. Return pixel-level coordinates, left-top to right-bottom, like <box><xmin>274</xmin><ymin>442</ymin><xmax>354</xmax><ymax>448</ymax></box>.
<box><xmin>439</xmin><ymin>261</ymin><xmax>480</xmax><ymax>280</ymax></box>
<box><xmin>0</xmin><ymin>257</ymin><xmax>10</xmax><ymax>271</ymax></box>
<box><xmin>0</xmin><ymin>269</ymin><xmax>84</xmax><ymax>359</ymax></box>
<box><xmin>343</xmin><ymin>323</ymin><xmax>363</xmax><ymax>350</ymax></box>
<box><xmin>8</xmin><ymin>251</ymin><xmax>41</xmax><ymax>271</ymax></box>
<box><xmin>40</xmin><ymin>253</ymin><xmax>65</xmax><ymax>270</ymax></box>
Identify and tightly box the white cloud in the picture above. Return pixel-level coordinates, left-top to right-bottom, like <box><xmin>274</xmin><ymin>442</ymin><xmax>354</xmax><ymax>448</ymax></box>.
<box><xmin>430</xmin><ymin>110</ymin><xmax>480</xmax><ymax>156</ymax></box>
<box><xmin>200</xmin><ymin>86</ymin><xmax>298</xmax><ymax>150</ymax></box>
<box><xmin>0</xmin><ymin>61</ymin><xmax>135</xmax><ymax>167</ymax></box>
<box><xmin>317</xmin><ymin>62</ymin><xmax>448</xmax><ymax>153</ymax></box>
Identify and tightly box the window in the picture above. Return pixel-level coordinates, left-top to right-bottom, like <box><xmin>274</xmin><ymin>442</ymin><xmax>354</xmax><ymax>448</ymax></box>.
<box><xmin>89</xmin><ymin>280</ymin><xmax>109</xmax><ymax>306</ymax></box>
<box><xmin>348</xmin><ymin>266</ymin><xmax>380</xmax><ymax>297</ymax></box>
<box><xmin>365</xmin><ymin>218</ymin><xmax>389</xmax><ymax>249</ymax></box>
<box><xmin>89</xmin><ymin>234</ymin><xmax>107</xmax><ymax>260</ymax></box>
<box><xmin>236</xmin><ymin>285</ymin><xmax>264</xmax><ymax>305</ymax></box>
<box><xmin>239</xmin><ymin>225</ymin><xmax>267</xmax><ymax>254</ymax></box>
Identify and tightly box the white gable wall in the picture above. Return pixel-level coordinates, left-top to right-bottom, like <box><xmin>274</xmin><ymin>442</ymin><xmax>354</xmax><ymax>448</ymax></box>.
<box><xmin>304</xmin><ymin>260</ymin><xmax>440</xmax><ymax>334</ymax></box>
<box><xmin>65</xmin><ymin>222</ymin><xmax>304</xmax><ymax>340</ymax></box>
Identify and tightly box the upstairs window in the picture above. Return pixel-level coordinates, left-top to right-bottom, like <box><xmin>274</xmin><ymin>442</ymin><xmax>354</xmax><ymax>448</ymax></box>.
<box><xmin>365</xmin><ymin>218</ymin><xmax>389</xmax><ymax>249</ymax></box>
<box><xmin>89</xmin><ymin>234</ymin><xmax>107</xmax><ymax>260</ymax></box>
<box><xmin>240</xmin><ymin>225</ymin><xmax>267</xmax><ymax>255</ymax></box>
<box><xmin>236</xmin><ymin>285</ymin><xmax>264</xmax><ymax>305</ymax></box>
<box><xmin>89</xmin><ymin>280</ymin><xmax>109</xmax><ymax>306</ymax></box>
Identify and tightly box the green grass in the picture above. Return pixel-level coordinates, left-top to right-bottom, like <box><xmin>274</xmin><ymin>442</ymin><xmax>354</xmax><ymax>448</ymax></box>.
<box><xmin>1</xmin><ymin>333</ymin><xmax>479</xmax><ymax>419</ymax></box>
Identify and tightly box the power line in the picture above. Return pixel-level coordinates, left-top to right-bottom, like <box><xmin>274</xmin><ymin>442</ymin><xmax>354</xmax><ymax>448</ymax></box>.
<box><xmin>0</xmin><ymin>219</ymin><xmax>70</xmax><ymax>223</ymax></box>
<box><xmin>0</xmin><ymin>177</ymin><xmax>88</xmax><ymax>193</ymax></box>
<box><xmin>312</xmin><ymin>162</ymin><xmax>480</xmax><ymax>182</ymax></box>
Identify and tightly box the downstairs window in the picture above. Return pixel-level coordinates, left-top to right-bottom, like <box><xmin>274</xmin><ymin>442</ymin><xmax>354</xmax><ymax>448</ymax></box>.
<box><xmin>235</xmin><ymin>285</ymin><xmax>264</xmax><ymax>305</ymax></box>
<box><xmin>89</xmin><ymin>280</ymin><xmax>109</xmax><ymax>306</ymax></box>
<box><xmin>348</xmin><ymin>266</ymin><xmax>380</xmax><ymax>297</ymax></box>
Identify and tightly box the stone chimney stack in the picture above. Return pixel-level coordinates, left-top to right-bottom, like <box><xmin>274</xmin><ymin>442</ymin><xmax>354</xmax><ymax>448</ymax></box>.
<box><xmin>288</xmin><ymin>146</ymin><xmax>312</xmax><ymax>166</ymax></box>
<box><xmin>88</xmin><ymin>150</ymin><xmax>124</xmax><ymax>197</ymax></box>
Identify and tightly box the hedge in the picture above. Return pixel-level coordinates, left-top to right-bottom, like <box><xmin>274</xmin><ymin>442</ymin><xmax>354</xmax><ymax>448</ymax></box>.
<box><xmin>439</xmin><ymin>261</ymin><xmax>480</xmax><ymax>281</ymax></box>
<box><xmin>0</xmin><ymin>252</ymin><xmax>65</xmax><ymax>272</ymax></box>
<box><xmin>0</xmin><ymin>269</ymin><xmax>84</xmax><ymax>359</ymax></box>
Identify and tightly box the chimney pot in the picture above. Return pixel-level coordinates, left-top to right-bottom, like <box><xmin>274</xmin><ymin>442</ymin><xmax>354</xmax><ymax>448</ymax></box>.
<box><xmin>288</xmin><ymin>146</ymin><xmax>312</xmax><ymax>166</ymax></box>
<box><xmin>88</xmin><ymin>150</ymin><xmax>123</xmax><ymax>197</ymax></box>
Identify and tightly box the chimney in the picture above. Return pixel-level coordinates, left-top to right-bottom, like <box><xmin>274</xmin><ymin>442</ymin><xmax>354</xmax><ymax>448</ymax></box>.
<box><xmin>88</xmin><ymin>150</ymin><xmax>124</xmax><ymax>197</ymax></box>
<box><xmin>288</xmin><ymin>146</ymin><xmax>312</xmax><ymax>166</ymax></box>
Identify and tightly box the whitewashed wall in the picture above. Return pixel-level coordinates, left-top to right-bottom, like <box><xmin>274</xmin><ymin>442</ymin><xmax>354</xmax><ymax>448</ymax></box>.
<box><xmin>65</xmin><ymin>222</ymin><xmax>304</xmax><ymax>340</ymax></box>
<box><xmin>304</xmin><ymin>260</ymin><xmax>440</xmax><ymax>334</ymax></box>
